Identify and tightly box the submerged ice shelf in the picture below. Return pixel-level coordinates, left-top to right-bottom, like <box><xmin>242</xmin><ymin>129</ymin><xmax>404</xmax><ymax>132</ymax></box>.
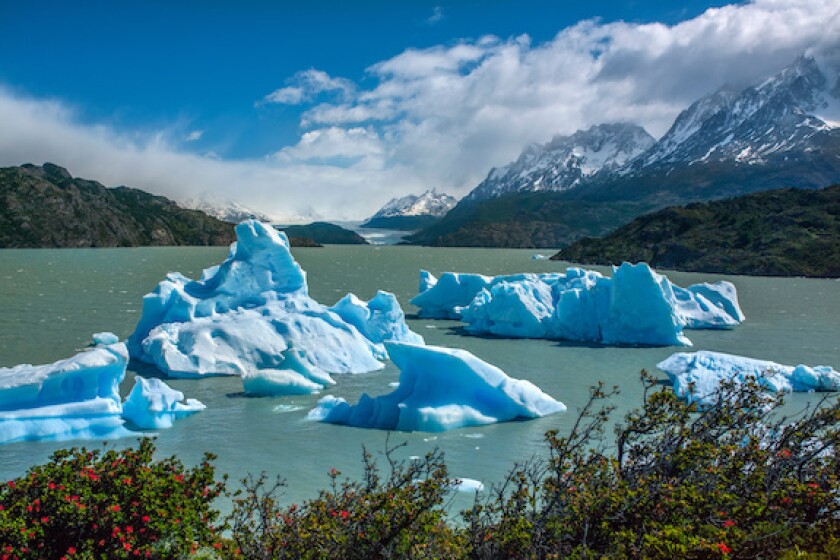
<box><xmin>411</xmin><ymin>263</ymin><xmax>744</xmax><ymax>346</ymax></box>
<box><xmin>128</xmin><ymin>220</ymin><xmax>422</xmax><ymax>379</ymax></box>
<box><xmin>308</xmin><ymin>342</ymin><xmax>566</xmax><ymax>432</ymax></box>
<box><xmin>0</xmin><ymin>339</ymin><xmax>203</xmax><ymax>444</ymax></box>
<box><xmin>658</xmin><ymin>351</ymin><xmax>840</xmax><ymax>407</ymax></box>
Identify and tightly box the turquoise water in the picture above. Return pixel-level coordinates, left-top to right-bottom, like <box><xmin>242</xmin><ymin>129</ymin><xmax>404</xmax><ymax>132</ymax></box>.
<box><xmin>1</xmin><ymin>246</ymin><xmax>839</xmax><ymax>508</ymax></box>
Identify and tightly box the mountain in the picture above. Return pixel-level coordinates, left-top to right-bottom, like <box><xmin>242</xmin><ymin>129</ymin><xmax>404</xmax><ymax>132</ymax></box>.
<box><xmin>409</xmin><ymin>55</ymin><xmax>840</xmax><ymax>248</ymax></box>
<box><xmin>462</xmin><ymin>124</ymin><xmax>656</xmax><ymax>204</ymax></box>
<box><xmin>278</xmin><ymin>222</ymin><xmax>368</xmax><ymax>245</ymax></box>
<box><xmin>553</xmin><ymin>185</ymin><xmax>840</xmax><ymax>277</ymax></box>
<box><xmin>361</xmin><ymin>190</ymin><xmax>458</xmax><ymax>230</ymax></box>
<box><xmin>0</xmin><ymin>163</ymin><xmax>235</xmax><ymax>248</ymax></box>
<box><xmin>182</xmin><ymin>197</ymin><xmax>272</xmax><ymax>224</ymax></box>
<box><xmin>629</xmin><ymin>55</ymin><xmax>839</xmax><ymax>172</ymax></box>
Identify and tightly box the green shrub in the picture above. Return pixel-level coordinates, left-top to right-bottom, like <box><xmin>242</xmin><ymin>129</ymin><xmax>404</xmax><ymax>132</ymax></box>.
<box><xmin>0</xmin><ymin>438</ymin><xmax>227</xmax><ymax>559</ymax></box>
<box><xmin>228</xmin><ymin>438</ymin><xmax>464</xmax><ymax>559</ymax></box>
<box><xmin>464</xmin><ymin>372</ymin><xmax>840</xmax><ymax>559</ymax></box>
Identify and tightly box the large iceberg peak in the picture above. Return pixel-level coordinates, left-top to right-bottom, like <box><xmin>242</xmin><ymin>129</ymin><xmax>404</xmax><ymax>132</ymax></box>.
<box><xmin>309</xmin><ymin>342</ymin><xmax>565</xmax><ymax>432</ymax></box>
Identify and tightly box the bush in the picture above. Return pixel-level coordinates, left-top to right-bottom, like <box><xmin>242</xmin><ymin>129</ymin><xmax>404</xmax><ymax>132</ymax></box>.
<box><xmin>228</xmin><ymin>437</ymin><xmax>464</xmax><ymax>559</ymax></box>
<box><xmin>2</xmin><ymin>375</ymin><xmax>838</xmax><ymax>559</ymax></box>
<box><xmin>0</xmin><ymin>438</ymin><xmax>227</xmax><ymax>559</ymax></box>
<box><xmin>464</xmin><ymin>372</ymin><xmax>840</xmax><ymax>559</ymax></box>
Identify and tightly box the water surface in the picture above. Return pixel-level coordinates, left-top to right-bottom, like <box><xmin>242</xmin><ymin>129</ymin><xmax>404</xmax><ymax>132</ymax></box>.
<box><xmin>1</xmin><ymin>246</ymin><xmax>838</xmax><ymax>508</ymax></box>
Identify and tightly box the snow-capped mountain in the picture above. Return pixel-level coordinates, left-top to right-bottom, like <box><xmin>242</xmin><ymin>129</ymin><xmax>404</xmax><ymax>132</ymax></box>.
<box><xmin>182</xmin><ymin>197</ymin><xmax>271</xmax><ymax>224</ymax></box>
<box><xmin>628</xmin><ymin>55</ymin><xmax>840</xmax><ymax>171</ymax></box>
<box><xmin>368</xmin><ymin>190</ymin><xmax>457</xmax><ymax>219</ymax></box>
<box><xmin>462</xmin><ymin>124</ymin><xmax>656</xmax><ymax>204</ymax></box>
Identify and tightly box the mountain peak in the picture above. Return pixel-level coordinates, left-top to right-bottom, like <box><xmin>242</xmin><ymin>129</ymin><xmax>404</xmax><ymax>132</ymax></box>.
<box><xmin>463</xmin><ymin>123</ymin><xmax>655</xmax><ymax>203</ymax></box>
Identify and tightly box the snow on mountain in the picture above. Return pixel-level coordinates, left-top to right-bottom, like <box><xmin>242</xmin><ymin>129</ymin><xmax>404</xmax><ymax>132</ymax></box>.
<box><xmin>463</xmin><ymin>124</ymin><xmax>656</xmax><ymax>204</ymax></box>
<box><xmin>182</xmin><ymin>197</ymin><xmax>272</xmax><ymax>224</ymax></box>
<box><xmin>629</xmin><ymin>55</ymin><xmax>840</xmax><ymax>171</ymax></box>
<box><xmin>368</xmin><ymin>190</ymin><xmax>457</xmax><ymax>219</ymax></box>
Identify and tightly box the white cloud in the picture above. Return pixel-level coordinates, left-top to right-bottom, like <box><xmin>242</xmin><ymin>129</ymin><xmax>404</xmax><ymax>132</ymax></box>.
<box><xmin>184</xmin><ymin>130</ymin><xmax>203</xmax><ymax>142</ymax></box>
<box><xmin>294</xmin><ymin>0</ymin><xmax>840</xmax><ymax>192</ymax></box>
<box><xmin>2</xmin><ymin>0</ymin><xmax>838</xmax><ymax>222</ymax></box>
<box><xmin>273</xmin><ymin>126</ymin><xmax>384</xmax><ymax>167</ymax></box>
<box><xmin>0</xmin><ymin>88</ymin><xmax>425</xmax><ymax>223</ymax></box>
<box><xmin>425</xmin><ymin>6</ymin><xmax>444</xmax><ymax>26</ymax></box>
<box><xmin>262</xmin><ymin>69</ymin><xmax>355</xmax><ymax>105</ymax></box>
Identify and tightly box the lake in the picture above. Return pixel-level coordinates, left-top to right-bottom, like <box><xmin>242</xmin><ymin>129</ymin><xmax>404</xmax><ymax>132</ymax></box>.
<box><xmin>1</xmin><ymin>245</ymin><xmax>839</xmax><ymax>508</ymax></box>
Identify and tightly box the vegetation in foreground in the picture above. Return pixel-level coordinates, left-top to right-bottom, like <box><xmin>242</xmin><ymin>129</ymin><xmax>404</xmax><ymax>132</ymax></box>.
<box><xmin>554</xmin><ymin>185</ymin><xmax>840</xmax><ymax>277</ymax></box>
<box><xmin>1</xmin><ymin>374</ymin><xmax>838</xmax><ymax>559</ymax></box>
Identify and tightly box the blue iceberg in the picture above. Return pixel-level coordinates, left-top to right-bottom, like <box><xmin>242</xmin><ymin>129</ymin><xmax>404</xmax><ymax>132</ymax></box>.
<box><xmin>129</xmin><ymin>220</ymin><xmax>421</xmax><ymax>377</ymax></box>
<box><xmin>0</xmin><ymin>337</ymin><xmax>207</xmax><ymax>444</ymax></box>
<box><xmin>413</xmin><ymin>263</ymin><xmax>744</xmax><ymax>346</ymax></box>
<box><xmin>308</xmin><ymin>342</ymin><xmax>565</xmax><ymax>432</ymax></box>
<box><xmin>122</xmin><ymin>376</ymin><xmax>206</xmax><ymax>430</ymax></box>
<box><xmin>0</xmin><ymin>343</ymin><xmax>130</xmax><ymax>444</ymax></box>
<box><xmin>658</xmin><ymin>351</ymin><xmax>840</xmax><ymax>406</ymax></box>
<box><xmin>241</xmin><ymin>348</ymin><xmax>335</xmax><ymax>396</ymax></box>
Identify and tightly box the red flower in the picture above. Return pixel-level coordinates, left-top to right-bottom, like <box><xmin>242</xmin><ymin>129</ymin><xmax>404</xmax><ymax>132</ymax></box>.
<box><xmin>339</xmin><ymin>510</ymin><xmax>349</xmax><ymax>520</ymax></box>
<box><xmin>6</xmin><ymin>481</ymin><xmax>15</xmax><ymax>488</ymax></box>
<box><xmin>717</xmin><ymin>542</ymin><xmax>732</xmax><ymax>554</ymax></box>
<box><xmin>141</xmin><ymin>515</ymin><xmax>151</xmax><ymax>523</ymax></box>
<box><xmin>723</xmin><ymin>520</ymin><xmax>736</xmax><ymax>528</ymax></box>
<box><xmin>111</xmin><ymin>504</ymin><xmax>121</xmax><ymax>512</ymax></box>
<box><xmin>67</xmin><ymin>547</ymin><xmax>76</xmax><ymax>555</ymax></box>
<box><xmin>41</xmin><ymin>517</ymin><xmax>49</xmax><ymax>524</ymax></box>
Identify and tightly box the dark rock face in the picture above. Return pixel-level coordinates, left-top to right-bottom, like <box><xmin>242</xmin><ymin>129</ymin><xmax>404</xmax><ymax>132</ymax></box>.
<box><xmin>0</xmin><ymin>164</ymin><xmax>235</xmax><ymax>248</ymax></box>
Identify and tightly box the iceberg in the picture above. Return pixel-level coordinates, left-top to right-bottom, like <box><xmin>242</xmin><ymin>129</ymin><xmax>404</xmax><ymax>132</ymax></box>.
<box><xmin>658</xmin><ymin>351</ymin><xmax>840</xmax><ymax>406</ymax></box>
<box><xmin>241</xmin><ymin>348</ymin><xmax>335</xmax><ymax>396</ymax></box>
<box><xmin>308</xmin><ymin>342</ymin><xmax>565</xmax><ymax>432</ymax></box>
<box><xmin>413</xmin><ymin>263</ymin><xmax>744</xmax><ymax>346</ymax></box>
<box><xmin>129</xmin><ymin>220</ymin><xmax>421</xmax><ymax>377</ymax></box>
<box><xmin>92</xmin><ymin>331</ymin><xmax>120</xmax><ymax>346</ymax></box>
<box><xmin>0</xmin><ymin>343</ymin><xmax>130</xmax><ymax>444</ymax></box>
<box><xmin>331</xmin><ymin>291</ymin><xmax>424</xmax><ymax>345</ymax></box>
<box><xmin>122</xmin><ymin>376</ymin><xmax>206</xmax><ymax>430</ymax></box>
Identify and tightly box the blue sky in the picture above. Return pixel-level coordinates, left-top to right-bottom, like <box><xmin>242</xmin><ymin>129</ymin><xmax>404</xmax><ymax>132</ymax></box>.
<box><xmin>0</xmin><ymin>1</ymin><xmax>837</xmax><ymax>220</ymax></box>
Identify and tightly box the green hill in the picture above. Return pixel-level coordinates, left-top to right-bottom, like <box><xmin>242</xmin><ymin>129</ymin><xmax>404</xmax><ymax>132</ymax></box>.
<box><xmin>0</xmin><ymin>163</ymin><xmax>235</xmax><ymax>248</ymax></box>
<box><xmin>279</xmin><ymin>222</ymin><xmax>368</xmax><ymax>245</ymax></box>
<box><xmin>552</xmin><ymin>185</ymin><xmax>840</xmax><ymax>277</ymax></box>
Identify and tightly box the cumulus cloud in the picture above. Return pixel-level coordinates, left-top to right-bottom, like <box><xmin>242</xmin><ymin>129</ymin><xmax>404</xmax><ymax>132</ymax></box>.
<box><xmin>262</xmin><ymin>69</ymin><xmax>355</xmax><ymax>105</ymax></box>
<box><xmin>2</xmin><ymin>0</ymin><xmax>838</xmax><ymax>221</ymax></box>
<box><xmin>293</xmin><ymin>0</ymin><xmax>840</xmax><ymax>191</ymax></box>
<box><xmin>0</xmin><ymin>87</ymin><xmax>425</xmax><ymax>222</ymax></box>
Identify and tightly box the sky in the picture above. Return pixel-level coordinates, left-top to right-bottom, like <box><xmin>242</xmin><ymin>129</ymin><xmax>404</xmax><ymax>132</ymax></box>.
<box><xmin>1</xmin><ymin>0</ymin><xmax>838</xmax><ymax>222</ymax></box>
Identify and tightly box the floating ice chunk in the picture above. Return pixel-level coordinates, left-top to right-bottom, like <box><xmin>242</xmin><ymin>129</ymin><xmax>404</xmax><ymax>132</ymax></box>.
<box><xmin>331</xmin><ymin>291</ymin><xmax>424</xmax><ymax>345</ymax></box>
<box><xmin>0</xmin><ymin>344</ymin><xmax>131</xmax><ymax>444</ymax></box>
<box><xmin>602</xmin><ymin>263</ymin><xmax>689</xmax><ymax>346</ymax></box>
<box><xmin>413</xmin><ymin>263</ymin><xmax>742</xmax><ymax>347</ymax></box>
<box><xmin>122</xmin><ymin>376</ymin><xmax>205</xmax><ymax>430</ymax></box>
<box><xmin>410</xmin><ymin>272</ymin><xmax>492</xmax><ymax>319</ymax></box>
<box><xmin>242</xmin><ymin>348</ymin><xmax>335</xmax><ymax>396</ymax></box>
<box><xmin>92</xmin><ymin>332</ymin><xmax>119</xmax><ymax>346</ymax></box>
<box><xmin>452</xmin><ymin>478</ymin><xmax>485</xmax><ymax>492</ymax></box>
<box><xmin>308</xmin><ymin>342</ymin><xmax>565</xmax><ymax>432</ymax></box>
<box><xmin>674</xmin><ymin>282</ymin><xmax>744</xmax><ymax>329</ymax></box>
<box><xmin>531</xmin><ymin>254</ymin><xmax>549</xmax><ymax>260</ymax></box>
<box><xmin>419</xmin><ymin>270</ymin><xmax>437</xmax><ymax>293</ymax></box>
<box><xmin>461</xmin><ymin>279</ymin><xmax>554</xmax><ymax>339</ymax></box>
<box><xmin>129</xmin><ymin>220</ymin><xmax>420</xmax><ymax>377</ymax></box>
<box><xmin>658</xmin><ymin>351</ymin><xmax>840</xmax><ymax>406</ymax></box>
